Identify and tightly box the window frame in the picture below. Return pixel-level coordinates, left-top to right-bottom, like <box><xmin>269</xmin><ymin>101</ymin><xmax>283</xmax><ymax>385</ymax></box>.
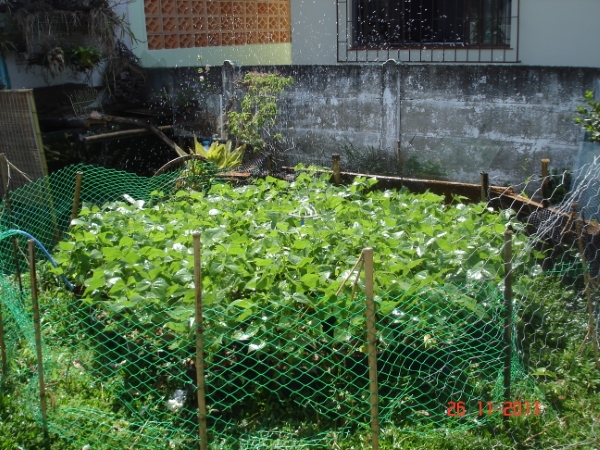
<box><xmin>337</xmin><ymin>0</ymin><xmax>520</xmax><ymax>63</ymax></box>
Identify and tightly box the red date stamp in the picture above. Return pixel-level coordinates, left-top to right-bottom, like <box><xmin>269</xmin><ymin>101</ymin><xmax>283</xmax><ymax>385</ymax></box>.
<box><xmin>447</xmin><ymin>401</ymin><xmax>541</xmax><ymax>417</ymax></box>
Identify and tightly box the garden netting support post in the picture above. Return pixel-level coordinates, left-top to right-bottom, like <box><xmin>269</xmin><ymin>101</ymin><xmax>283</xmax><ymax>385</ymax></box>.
<box><xmin>0</xmin><ymin>153</ymin><xmax>8</xmax><ymax>195</ymax></box>
<box><xmin>71</xmin><ymin>171</ymin><xmax>83</xmax><ymax>222</ymax></box>
<box><xmin>193</xmin><ymin>232</ymin><xmax>208</xmax><ymax>450</ymax></box>
<box><xmin>503</xmin><ymin>229</ymin><xmax>513</xmax><ymax>422</ymax></box>
<box><xmin>541</xmin><ymin>159</ymin><xmax>550</xmax><ymax>201</ymax></box>
<box><xmin>0</xmin><ymin>301</ymin><xmax>6</xmax><ymax>375</ymax></box>
<box><xmin>332</xmin><ymin>154</ymin><xmax>341</xmax><ymax>186</ymax></box>
<box><xmin>6</xmin><ymin>191</ymin><xmax>24</xmax><ymax>290</ymax></box>
<box><xmin>267</xmin><ymin>153</ymin><xmax>274</xmax><ymax>177</ymax></box>
<box><xmin>480</xmin><ymin>172</ymin><xmax>489</xmax><ymax>202</ymax></box>
<box><xmin>28</xmin><ymin>239</ymin><xmax>49</xmax><ymax>442</ymax></box>
<box><xmin>363</xmin><ymin>247</ymin><xmax>379</xmax><ymax>450</ymax></box>
<box><xmin>11</xmin><ymin>236</ymin><xmax>23</xmax><ymax>295</ymax></box>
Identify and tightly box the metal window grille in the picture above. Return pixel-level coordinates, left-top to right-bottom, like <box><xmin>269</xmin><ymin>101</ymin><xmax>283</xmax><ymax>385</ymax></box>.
<box><xmin>337</xmin><ymin>0</ymin><xmax>519</xmax><ymax>63</ymax></box>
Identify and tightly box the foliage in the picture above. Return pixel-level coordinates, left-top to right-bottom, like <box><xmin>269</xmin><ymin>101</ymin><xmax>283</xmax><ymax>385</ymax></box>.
<box><xmin>50</xmin><ymin>172</ymin><xmax>529</xmax><ymax>353</ymax></box>
<box><xmin>8</xmin><ymin>0</ymin><xmax>137</xmax><ymax>80</ymax></box>
<box><xmin>191</xmin><ymin>137</ymin><xmax>245</xmax><ymax>169</ymax></box>
<box><xmin>575</xmin><ymin>90</ymin><xmax>600</xmax><ymax>142</ymax></box>
<box><xmin>227</xmin><ymin>71</ymin><xmax>294</xmax><ymax>153</ymax></box>
<box><xmin>66</xmin><ymin>45</ymin><xmax>102</xmax><ymax>72</ymax></box>
<box><xmin>3</xmin><ymin>169</ymin><xmax>600</xmax><ymax>449</ymax></box>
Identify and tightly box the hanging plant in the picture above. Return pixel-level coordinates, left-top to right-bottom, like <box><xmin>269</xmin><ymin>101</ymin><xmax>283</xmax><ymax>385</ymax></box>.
<box><xmin>66</xmin><ymin>45</ymin><xmax>102</xmax><ymax>72</ymax></box>
<box><xmin>45</xmin><ymin>46</ymin><xmax>66</xmax><ymax>76</ymax></box>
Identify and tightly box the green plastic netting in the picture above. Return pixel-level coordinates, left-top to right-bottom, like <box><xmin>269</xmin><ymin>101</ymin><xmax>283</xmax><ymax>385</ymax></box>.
<box><xmin>1</xmin><ymin>162</ymin><xmax>588</xmax><ymax>449</ymax></box>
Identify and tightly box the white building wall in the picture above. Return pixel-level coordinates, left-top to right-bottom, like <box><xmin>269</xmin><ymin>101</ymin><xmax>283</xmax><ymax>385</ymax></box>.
<box><xmin>290</xmin><ymin>0</ymin><xmax>600</xmax><ymax>67</ymax></box>
<box><xmin>518</xmin><ymin>0</ymin><xmax>600</xmax><ymax>68</ymax></box>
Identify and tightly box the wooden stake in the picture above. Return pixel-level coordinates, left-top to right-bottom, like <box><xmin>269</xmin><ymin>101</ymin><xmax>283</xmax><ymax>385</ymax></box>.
<box><xmin>480</xmin><ymin>172</ymin><xmax>489</xmax><ymax>202</ymax></box>
<box><xmin>0</xmin><ymin>153</ymin><xmax>8</xmax><ymax>197</ymax></box>
<box><xmin>332</xmin><ymin>154</ymin><xmax>341</xmax><ymax>186</ymax></box>
<box><xmin>193</xmin><ymin>232</ymin><xmax>208</xmax><ymax>450</ymax></box>
<box><xmin>71</xmin><ymin>172</ymin><xmax>83</xmax><ymax>222</ymax></box>
<box><xmin>541</xmin><ymin>159</ymin><xmax>550</xmax><ymax>202</ymax></box>
<box><xmin>5</xmin><ymin>192</ymin><xmax>23</xmax><ymax>293</ymax></box>
<box><xmin>28</xmin><ymin>240</ymin><xmax>49</xmax><ymax>441</ymax></box>
<box><xmin>0</xmin><ymin>301</ymin><xmax>7</xmax><ymax>375</ymax></box>
<box><xmin>363</xmin><ymin>248</ymin><xmax>379</xmax><ymax>450</ymax></box>
<box><xmin>503</xmin><ymin>230</ymin><xmax>513</xmax><ymax>422</ymax></box>
<box><xmin>267</xmin><ymin>153</ymin><xmax>274</xmax><ymax>177</ymax></box>
<box><xmin>12</xmin><ymin>237</ymin><xmax>23</xmax><ymax>296</ymax></box>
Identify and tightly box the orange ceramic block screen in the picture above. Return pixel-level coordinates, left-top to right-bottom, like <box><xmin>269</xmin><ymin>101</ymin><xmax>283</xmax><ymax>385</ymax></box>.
<box><xmin>145</xmin><ymin>0</ymin><xmax>291</xmax><ymax>50</ymax></box>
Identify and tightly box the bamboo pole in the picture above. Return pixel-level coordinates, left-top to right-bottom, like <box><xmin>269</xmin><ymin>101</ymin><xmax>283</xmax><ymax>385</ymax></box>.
<box><xmin>71</xmin><ymin>172</ymin><xmax>83</xmax><ymax>222</ymax></box>
<box><xmin>363</xmin><ymin>247</ymin><xmax>379</xmax><ymax>450</ymax></box>
<box><xmin>5</xmin><ymin>191</ymin><xmax>23</xmax><ymax>292</ymax></box>
<box><xmin>193</xmin><ymin>232</ymin><xmax>208</xmax><ymax>450</ymax></box>
<box><xmin>28</xmin><ymin>240</ymin><xmax>49</xmax><ymax>441</ymax></box>
<box><xmin>541</xmin><ymin>159</ymin><xmax>550</xmax><ymax>202</ymax></box>
<box><xmin>0</xmin><ymin>153</ymin><xmax>8</xmax><ymax>197</ymax></box>
<box><xmin>0</xmin><ymin>299</ymin><xmax>7</xmax><ymax>375</ymax></box>
<box><xmin>88</xmin><ymin>112</ymin><xmax>189</xmax><ymax>158</ymax></box>
<box><xmin>332</xmin><ymin>154</ymin><xmax>341</xmax><ymax>186</ymax></box>
<box><xmin>12</xmin><ymin>237</ymin><xmax>23</xmax><ymax>296</ymax></box>
<box><xmin>480</xmin><ymin>172</ymin><xmax>489</xmax><ymax>202</ymax></box>
<box><xmin>268</xmin><ymin>153</ymin><xmax>274</xmax><ymax>177</ymax></box>
<box><xmin>503</xmin><ymin>230</ymin><xmax>513</xmax><ymax>422</ymax></box>
<box><xmin>81</xmin><ymin>125</ymin><xmax>173</xmax><ymax>143</ymax></box>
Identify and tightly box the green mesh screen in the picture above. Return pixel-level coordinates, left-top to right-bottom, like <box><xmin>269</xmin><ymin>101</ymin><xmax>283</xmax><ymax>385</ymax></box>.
<box><xmin>0</xmin><ymin>162</ymin><xmax>597</xmax><ymax>449</ymax></box>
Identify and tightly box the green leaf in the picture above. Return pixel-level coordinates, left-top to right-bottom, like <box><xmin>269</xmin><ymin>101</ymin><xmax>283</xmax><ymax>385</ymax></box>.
<box><xmin>102</xmin><ymin>247</ymin><xmax>123</xmax><ymax>261</ymax></box>
<box><xmin>248</xmin><ymin>340</ymin><xmax>267</xmax><ymax>352</ymax></box>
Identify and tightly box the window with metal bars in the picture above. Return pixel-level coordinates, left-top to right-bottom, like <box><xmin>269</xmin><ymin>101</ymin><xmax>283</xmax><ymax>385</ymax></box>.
<box><xmin>353</xmin><ymin>0</ymin><xmax>511</xmax><ymax>48</ymax></box>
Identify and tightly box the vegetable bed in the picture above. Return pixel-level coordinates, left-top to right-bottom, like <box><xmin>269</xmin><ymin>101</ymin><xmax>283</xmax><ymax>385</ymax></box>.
<box><xmin>49</xmin><ymin>170</ymin><xmax>531</xmax><ymax>441</ymax></box>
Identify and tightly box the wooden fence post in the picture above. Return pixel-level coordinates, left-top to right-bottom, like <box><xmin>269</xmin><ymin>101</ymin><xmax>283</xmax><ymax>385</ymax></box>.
<box><xmin>0</xmin><ymin>301</ymin><xmax>7</xmax><ymax>375</ymax></box>
<box><xmin>193</xmin><ymin>232</ymin><xmax>208</xmax><ymax>450</ymax></box>
<box><xmin>0</xmin><ymin>153</ymin><xmax>8</xmax><ymax>197</ymax></box>
<box><xmin>503</xmin><ymin>230</ymin><xmax>513</xmax><ymax>422</ymax></box>
<box><xmin>332</xmin><ymin>154</ymin><xmax>341</xmax><ymax>186</ymax></box>
<box><xmin>28</xmin><ymin>239</ymin><xmax>49</xmax><ymax>441</ymax></box>
<box><xmin>541</xmin><ymin>159</ymin><xmax>550</xmax><ymax>202</ymax></box>
<box><xmin>480</xmin><ymin>172</ymin><xmax>489</xmax><ymax>202</ymax></box>
<box><xmin>71</xmin><ymin>171</ymin><xmax>83</xmax><ymax>222</ymax></box>
<box><xmin>267</xmin><ymin>153</ymin><xmax>274</xmax><ymax>177</ymax></box>
<box><xmin>363</xmin><ymin>248</ymin><xmax>379</xmax><ymax>450</ymax></box>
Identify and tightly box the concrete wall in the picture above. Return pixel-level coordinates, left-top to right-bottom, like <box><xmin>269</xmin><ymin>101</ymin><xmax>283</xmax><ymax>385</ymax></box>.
<box><xmin>291</xmin><ymin>0</ymin><xmax>600</xmax><ymax>67</ymax></box>
<box><xmin>399</xmin><ymin>65</ymin><xmax>598</xmax><ymax>184</ymax></box>
<box><xmin>148</xmin><ymin>62</ymin><xmax>599</xmax><ymax>185</ymax></box>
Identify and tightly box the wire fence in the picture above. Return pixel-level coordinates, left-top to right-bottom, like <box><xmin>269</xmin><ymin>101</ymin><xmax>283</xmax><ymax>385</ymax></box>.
<box><xmin>0</xmin><ymin>156</ymin><xmax>599</xmax><ymax>449</ymax></box>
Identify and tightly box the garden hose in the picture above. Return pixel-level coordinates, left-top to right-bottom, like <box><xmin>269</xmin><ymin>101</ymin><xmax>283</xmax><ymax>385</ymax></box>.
<box><xmin>0</xmin><ymin>229</ymin><xmax>74</xmax><ymax>291</ymax></box>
